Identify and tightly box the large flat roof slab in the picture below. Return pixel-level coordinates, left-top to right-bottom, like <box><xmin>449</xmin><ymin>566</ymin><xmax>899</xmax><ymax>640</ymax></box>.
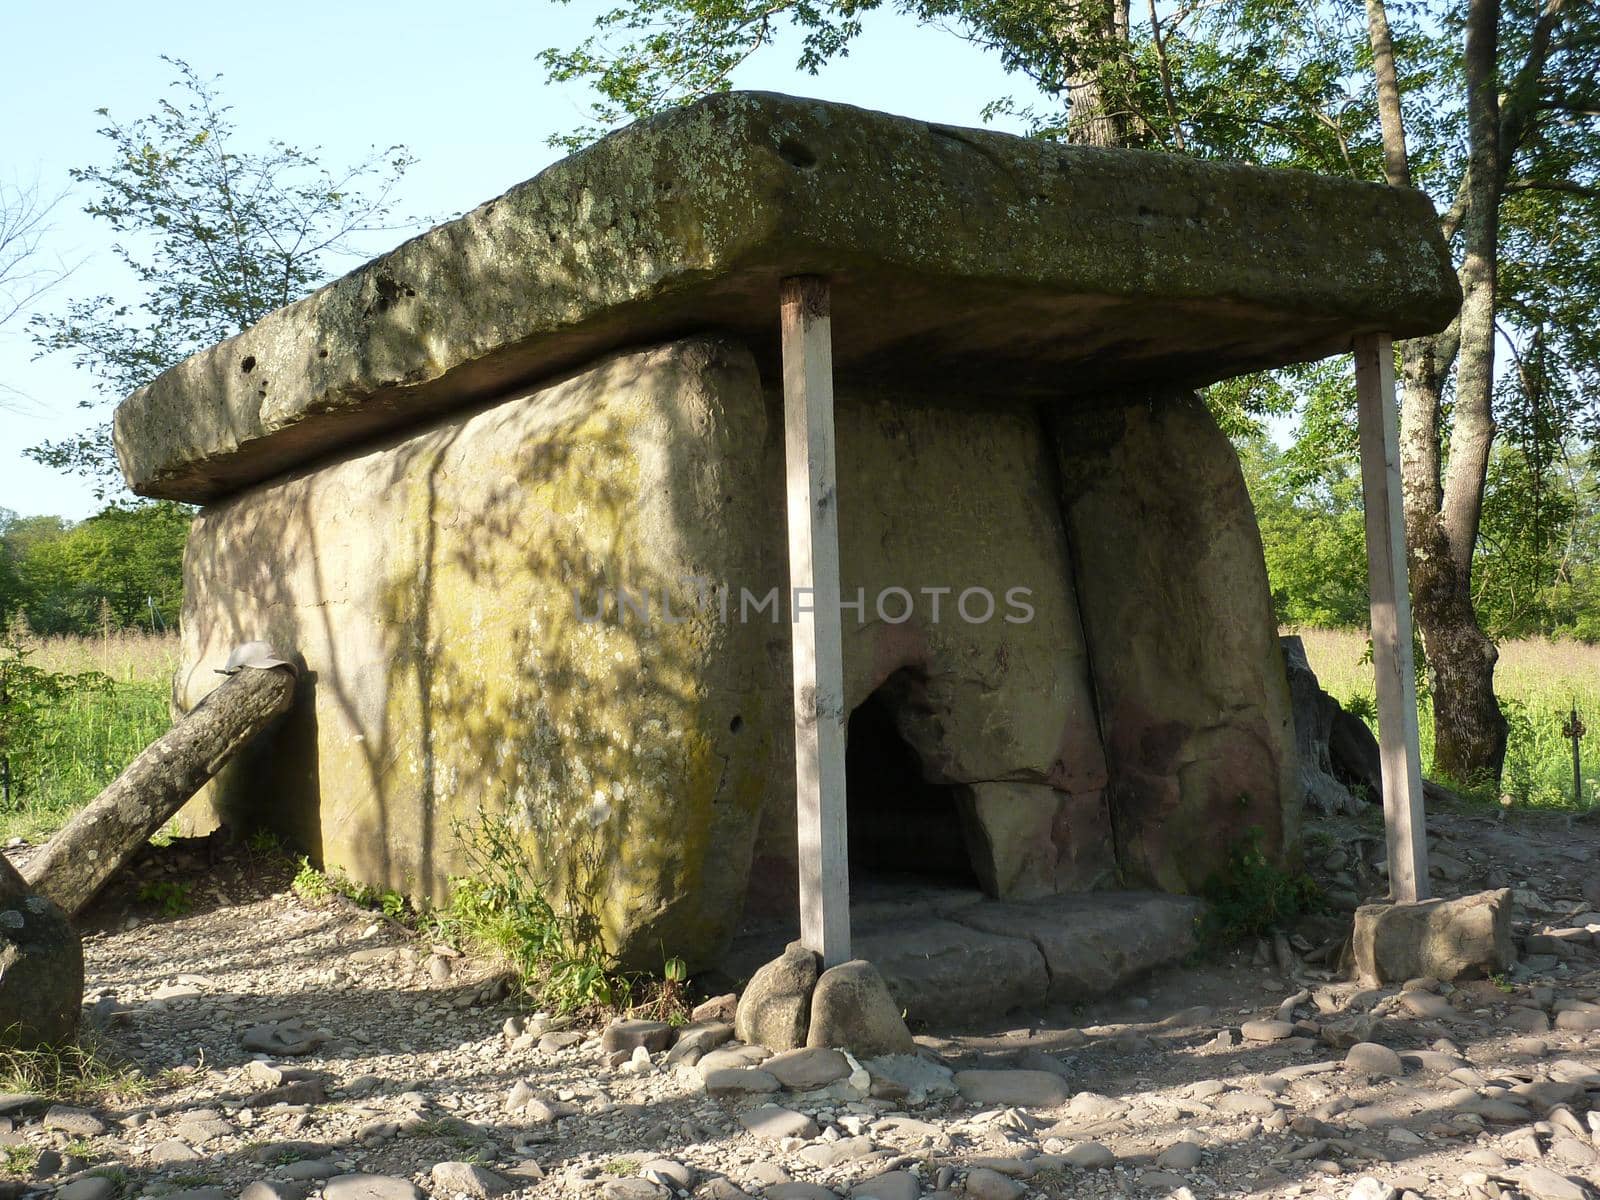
<box><xmin>114</xmin><ymin>91</ymin><xmax>1460</xmax><ymax>502</ymax></box>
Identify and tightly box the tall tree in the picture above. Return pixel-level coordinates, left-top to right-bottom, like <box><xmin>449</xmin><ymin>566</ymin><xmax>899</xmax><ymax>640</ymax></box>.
<box><xmin>31</xmin><ymin>58</ymin><xmax>417</xmax><ymax>497</ymax></box>
<box><xmin>1362</xmin><ymin>0</ymin><xmax>1596</xmax><ymax>783</ymax></box>
<box><xmin>541</xmin><ymin>0</ymin><xmax>1600</xmax><ymax>786</ymax></box>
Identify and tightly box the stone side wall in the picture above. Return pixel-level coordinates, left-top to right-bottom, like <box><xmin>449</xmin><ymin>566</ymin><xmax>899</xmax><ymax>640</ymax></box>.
<box><xmin>1051</xmin><ymin>393</ymin><xmax>1300</xmax><ymax>891</ymax></box>
<box><xmin>175</xmin><ymin>338</ymin><xmax>775</xmax><ymax>969</ymax></box>
<box><xmin>746</xmin><ymin>388</ymin><xmax>1113</xmax><ymax>911</ymax></box>
<box><xmin>175</xmin><ymin>334</ymin><xmax>1295</xmax><ymax>968</ymax></box>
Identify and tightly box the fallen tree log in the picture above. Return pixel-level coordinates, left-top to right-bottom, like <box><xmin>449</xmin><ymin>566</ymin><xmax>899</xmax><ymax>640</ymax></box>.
<box><xmin>24</xmin><ymin>659</ymin><xmax>296</xmax><ymax>917</ymax></box>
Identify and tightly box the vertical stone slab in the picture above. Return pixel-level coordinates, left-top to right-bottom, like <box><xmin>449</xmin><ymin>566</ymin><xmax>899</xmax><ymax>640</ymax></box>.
<box><xmin>957</xmin><ymin>782</ymin><xmax>1116</xmax><ymax>899</ymax></box>
<box><xmin>175</xmin><ymin>338</ymin><xmax>773</xmax><ymax>969</ymax></box>
<box><xmin>1051</xmin><ymin>393</ymin><xmax>1298</xmax><ymax>891</ymax></box>
<box><xmin>748</xmin><ymin>388</ymin><xmax>1114</xmax><ymax>906</ymax></box>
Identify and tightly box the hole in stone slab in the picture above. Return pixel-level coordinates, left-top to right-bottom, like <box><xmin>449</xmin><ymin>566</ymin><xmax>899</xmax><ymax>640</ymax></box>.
<box><xmin>777</xmin><ymin>137</ymin><xmax>818</xmax><ymax>170</ymax></box>
<box><xmin>846</xmin><ymin>671</ymin><xmax>978</xmax><ymax>889</ymax></box>
<box><xmin>729</xmin><ymin>714</ymin><xmax>744</xmax><ymax>734</ymax></box>
<box><xmin>240</xmin><ymin>356</ymin><xmax>256</xmax><ymax>374</ymax></box>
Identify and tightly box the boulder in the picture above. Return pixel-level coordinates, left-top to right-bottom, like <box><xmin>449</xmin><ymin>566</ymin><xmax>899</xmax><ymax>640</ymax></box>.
<box><xmin>806</xmin><ymin>960</ymin><xmax>915</xmax><ymax>1057</ymax></box>
<box><xmin>601</xmin><ymin>1019</ymin><xmax>673</xmax><ymax>1055</ymax></box>
<box><xmin>1281</xmin><ymin>635</ymin><xmax>1360</xmax><ymax>816</ymax></box>
<box><xmin>736</xmin><ymin>941</ymin><xmax>819</xmax><ymax>1051</ymax></box>
<box><xmin>1352</xmin><ymin>889</ymin><xmax>1514</xmax><ymax>984</ymax></box>
<box><xmin>763</xmin><ymin>1047</ymin><xmax>852</xmax><ymax>1090</ymax></box>
<box><xmin>0</xmin><ymin>854</ymin><xmax>82</xmax><ymax>1048</ymax></box>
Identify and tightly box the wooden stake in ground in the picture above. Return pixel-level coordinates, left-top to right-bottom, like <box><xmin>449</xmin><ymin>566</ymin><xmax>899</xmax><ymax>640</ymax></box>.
<box><xmin>24</xmin><ymin>654</ymin><xmax>296</xmax><ymax>917</ymax></box>
<box><xmin>780</xmin><ymin>275</ymin><xmax>851</xmax><ymax>968</ymax></box>
<box><xmin>1353</xmin><ymin>333</ymin><xmax>1430</xmax><ymax>902</ymax></box>
<box><xmin>1564</xmin><ymin>705</ymin><xmax>1586</xmax><ymax>809</ymax></box>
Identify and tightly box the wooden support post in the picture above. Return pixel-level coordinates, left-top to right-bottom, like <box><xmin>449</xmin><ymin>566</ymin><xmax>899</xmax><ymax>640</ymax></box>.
<box><xmin>1353</xmin><ymin>333</ymin><xmax>1429</xmax><ymax>903</ymax></box>
<box><xmin>780</xmin><ymin>275</ymin><xmax>851</xmax><ymax>967</ymax></box>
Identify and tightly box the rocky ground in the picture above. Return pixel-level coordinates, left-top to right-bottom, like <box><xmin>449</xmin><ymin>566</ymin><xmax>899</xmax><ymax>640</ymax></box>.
<box><xmin>2</xmin><ymin>802</ymin><xmax>1598</xmax><ymax>1200</ymax></box>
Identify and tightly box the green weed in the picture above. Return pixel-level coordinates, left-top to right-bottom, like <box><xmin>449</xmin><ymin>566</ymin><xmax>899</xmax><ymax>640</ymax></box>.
<box><xmin>291</xmin><ymin>857</ymin><xmax>416</xmax><ymax>925</ymax></box>
<box><xmin>136</xmin><ymin>879</ymin><xmax>193</xmax><ymax>915</ymax></box>
<box><xmin>247</xmin><ymin>827</ymin><xmax>285</xmax><ymax>856</ymax></box>
<box><xmin>2</xmin><ymin>1146</ymin><xmax>39</xmax><ymax>1175</ymax></box>
<box><xmin>291</xmin><ymin>857</ymin><xmax>334</xmax><ymax>901</ymax></box>
<box><xmin>435</xmin><ymin>814</ymin><xmax>632</xmax><ymax>1014</ymax></box>
<box><xmin>0</xmin><ymin>1037</ymin><xmax>149</xmax><ymax>1106</ymax></box>
<box><xmin>1198</xmin><ymin>827</ymin><xmax>1323</xmax><ymax>947</ymax></box>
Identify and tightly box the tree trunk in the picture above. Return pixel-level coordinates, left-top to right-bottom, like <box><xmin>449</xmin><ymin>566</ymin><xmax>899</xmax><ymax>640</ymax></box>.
<box><xmin>1368</xmin><ymin>0</ymin><xmax>1509</xmax><ymax>785</ymax></box>
<box><xmin>1420</xmin><ymin>0</ymin><xmax>1508</xmax><ymax>785</ymax></box>
<box><xmin>23</xmin><ymin>664</ymin><xmax>296</xmax><ymax>916</ymax></box>
<box><xmin>1066</xmin><ymin>0</ymin><xmax>1133</xmax><ymax>146</ymax></box>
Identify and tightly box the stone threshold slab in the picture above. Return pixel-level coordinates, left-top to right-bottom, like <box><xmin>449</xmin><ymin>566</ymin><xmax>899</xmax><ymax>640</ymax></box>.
<box><xmin>726</xmin><ymin>888</ymin><xmax>1203</xmax><ymax>1027</ymax></box>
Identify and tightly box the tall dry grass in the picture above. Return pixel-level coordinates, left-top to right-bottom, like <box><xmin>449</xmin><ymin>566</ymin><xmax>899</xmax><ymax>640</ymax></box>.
<box><xmin>1294</xmin><ymin>626</ymin><xmax>1599</xmax><ymax>808</ymax></box>
<box><xmin>29</xmin><ymin>628</ymin><xmax>181</xmax><ymax>683</ymax></box>
<box><xmin>2</xmin><ymin>630</ymin><xmax>179</xmax><ymax>841</ymax></box>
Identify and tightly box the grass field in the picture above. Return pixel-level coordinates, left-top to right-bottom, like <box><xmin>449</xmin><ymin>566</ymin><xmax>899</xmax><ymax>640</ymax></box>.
<box><xmin>1295</xmin><ymin>626</ymin><xmax>1599</xmax><ymax>809</ymax></box>
<box><xmin>2</xmin><ymin>631</ymin><xmax>179</xmax><ymax>841</ymax></box>
<box><xmin>3</xmin><ymin>626</ymin><xmax>1594</xmax><ymax>844</ymax></box>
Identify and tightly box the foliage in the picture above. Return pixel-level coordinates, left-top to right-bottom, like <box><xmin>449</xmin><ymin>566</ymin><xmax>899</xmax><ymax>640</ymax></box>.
<box><xmin>0</xmin><ymin>503</ymin><xmax>190</xmax><ymax>636</ymax></box>
<box><xmin>29</xmin><ymin>58</ymin><xmax>416</xmax><ymax>496</ymax></box>
<box><xmin>1239</xmin><ymin>433</ymin><xmax>1369</xmax><ymax>630</ymax></box>
<box><xmin>290</xmin><ymin>857</ymin><xmax>334</xmax><ymax>901</ymax></box>
<box><xmin>1197</xmin><ymin>827</ymin><xmax>1323</xmax><ymax>946</ymax></box>
<box><xmin>0</xmin><ymin>1036</ymin><xmax>150</xmax><ymax>1106</ymax></box>
<box><xmin>0</xmin><ymin>628</ymin><xmax>173</xmax><ymax>842</ymax></box>
<box><xmin>1299</xmin><ymin>626</ymin><xmax>1599</xmax><ymax>809</ymax></box>
<box><xmin>1245</xmin><ymin>429</ymin><xmax>1600</xmax><ymax>644</ymax></box>
<box><xmin>539</xmin><ymin>0</ymin><xmax>1384</xmax><ymax>164</ymax></box>
<box><xmin>434</xmin><ymin>814</ymin><xmax>632</xmax><ymax>1014</ymax></box>
<box><xmin>0</xmin><ymin>617</ymin><xmax>113</xmax><ymax>813</ymax></box>
<box><xmin>291</xmin><ymin>856</ymin><xmax>414</xmax><ymax>923</ymax></box>
<box><xmin>135</xmin><ymin>879</ymin><xmax>193</xmax><ymax>916</ymax></box>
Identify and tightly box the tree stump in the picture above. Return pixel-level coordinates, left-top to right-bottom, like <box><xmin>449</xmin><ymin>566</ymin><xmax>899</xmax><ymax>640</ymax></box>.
<box><xmin>23</xmin><ymin>662</ymin><xmax>296</xmax><ymax>917</ymax></box>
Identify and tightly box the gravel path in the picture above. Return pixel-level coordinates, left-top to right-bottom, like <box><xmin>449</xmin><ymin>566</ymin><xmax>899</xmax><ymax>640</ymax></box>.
<box><xmin>2</xmin><ymin>805</ymin><xmax>1597</xmax><ymax>1200</ymax></box>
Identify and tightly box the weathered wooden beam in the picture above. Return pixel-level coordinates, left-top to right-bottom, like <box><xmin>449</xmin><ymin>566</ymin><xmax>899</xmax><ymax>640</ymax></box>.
<box><xmin>1353</xmin><ymin>333</ymin><xmax>1429</xmax><ymax>903</ymax></box>
<box><xmin>780</xmin><ymin>275</ymin><xmax>851</xmax><ymax>967</ymax></box>
<box><xmin>24</xmin><ymin>660</ymin><xmax>297</xmax><ymax>917</ymax></box>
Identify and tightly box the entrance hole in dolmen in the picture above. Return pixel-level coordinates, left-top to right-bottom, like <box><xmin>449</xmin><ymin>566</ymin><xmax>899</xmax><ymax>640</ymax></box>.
<box><xmin>845</xmin><ymin>668</ymin><xmax>979</xmax><ymax>891</ymax></box>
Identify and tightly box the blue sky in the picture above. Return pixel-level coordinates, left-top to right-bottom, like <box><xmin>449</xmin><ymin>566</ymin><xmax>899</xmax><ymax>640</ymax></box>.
<box><xmin>1</xmin><ymin>0</ymin><xmax>1047</xmax><ymax>520</ymax></box>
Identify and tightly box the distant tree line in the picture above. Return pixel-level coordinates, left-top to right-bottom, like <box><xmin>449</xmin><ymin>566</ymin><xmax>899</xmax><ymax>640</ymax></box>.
<box><xmin>0</xmin><ymin>503</ymin><xmax>190</xmax><ymax>636</ymax></box>
<box><xmin>1242</xmin><ymin>433</ymin><xmax>1600</xmax><ymax>644</ymax></box>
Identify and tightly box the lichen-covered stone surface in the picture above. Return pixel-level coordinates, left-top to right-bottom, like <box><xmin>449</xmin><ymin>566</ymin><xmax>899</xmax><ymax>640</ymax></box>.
<box><xmin>174</xmin><ymin>338</ymin><xmax>775</xmax><ymax>969</ymax></box>
<box><xmin>174</xmin><ymin>330</ymin><xmax>1302</xmax><ymax>966</ymax></box>
<box><xmin>114</xmin><ymin>91</ymin><xmax>1458</xmax><ymax>502</ymax></box>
